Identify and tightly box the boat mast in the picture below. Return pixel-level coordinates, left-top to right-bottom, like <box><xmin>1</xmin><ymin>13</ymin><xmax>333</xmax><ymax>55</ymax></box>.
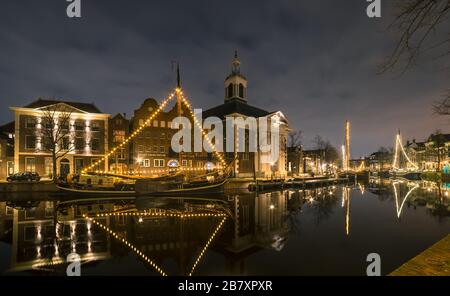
<box><xmin>176</xmin><ymin>63</ymin><xmax>183</xmax><ymax>168</ymax></box>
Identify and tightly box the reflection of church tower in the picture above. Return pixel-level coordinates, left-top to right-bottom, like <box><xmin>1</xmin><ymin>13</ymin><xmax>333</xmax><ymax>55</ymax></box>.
<box><xmin>224</xmin><ymin>51</ymin><xmax>248</xmax><ymax>103</ymax></box>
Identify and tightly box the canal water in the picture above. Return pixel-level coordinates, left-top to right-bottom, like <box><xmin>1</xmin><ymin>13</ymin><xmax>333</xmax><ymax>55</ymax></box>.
<box><xmin>0</xmin><ymin>179</ymin><xmax>449</xmax><ymax>276</ymax></box>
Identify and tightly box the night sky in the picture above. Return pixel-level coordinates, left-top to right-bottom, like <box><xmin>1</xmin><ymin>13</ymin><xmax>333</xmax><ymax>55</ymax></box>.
<box><xmin>0</xmin><ymin>0</ymin><xmax>449</xmax><ymax>157</ymax></box>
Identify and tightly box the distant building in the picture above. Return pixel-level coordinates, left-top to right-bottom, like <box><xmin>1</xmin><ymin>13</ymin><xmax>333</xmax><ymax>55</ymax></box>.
<box><xmin>367</xmin><ymin>150</ymin><xmax>392</xmax><ymax>171</ymax></box>
<box><xmin>9</xmin><ymin>99</ymin><xmax>110</xmax><ymax>177</ymax></box>
<box><xmin>108</xmin><ymin>113</ymin><xmax>131</xmax><ymax>174</ymax></box>
<box><xmin>406</xmin><ymin>134</ymin><xmax>450</xmax><ymax>171</ymax></box>
<box><xmin>287</xmin><ymin>146</ymin><xmax>302</xmax><ymax>176</ymax></box>
<box><xmin>130</xmin><ymin>98</ymin><xmax>205</xmax><ymax>175</ymax></box>
<box><xmin>203</xmin><ymin>52</ymin><xmax>289</xmax><ymax>178</ymax></box>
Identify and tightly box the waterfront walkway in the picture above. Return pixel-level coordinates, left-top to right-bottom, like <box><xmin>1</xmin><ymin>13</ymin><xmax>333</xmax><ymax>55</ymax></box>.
<box><xmin>390</xmin><ymin>234</ymin><xmax>450</xmax><ymax>276</ymax></box>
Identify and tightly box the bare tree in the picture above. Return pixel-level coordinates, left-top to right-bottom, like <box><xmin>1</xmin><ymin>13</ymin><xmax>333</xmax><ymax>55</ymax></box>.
<box><xmin>288</xmin><ymin>130</ymin><xmax>302</xmax><ymax>148</ymax></box>
<box><xmin>381</xmin><ymin>0</ymin><xmax>450</xmax><ymax>74</ymax></box>
<box><xmin>313</xmin><ymin>135</ymin><xmax>339</xmax><ymax>164</ymax></box>
<box><xmin>432</xmin><ymin>89</ymin><xmax>450</xmax><ymax>115</ymax></box>
<box><xmin>39</xmin><ymin>103</ymin><xmax>74</xmax><ymax>182</ymax></box>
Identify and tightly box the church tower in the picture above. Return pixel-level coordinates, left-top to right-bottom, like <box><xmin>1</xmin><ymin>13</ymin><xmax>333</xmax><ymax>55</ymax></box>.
<box><xmin>224</xmin><ymin>51</ymin><xmax>248</xmax><ymax>103</ymax></box>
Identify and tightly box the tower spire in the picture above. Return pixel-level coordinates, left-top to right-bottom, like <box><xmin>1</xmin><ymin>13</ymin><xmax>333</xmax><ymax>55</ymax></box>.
<box><xmin>176</xmin><ymin>63</ymin><xmax>181</xmax><ymax>89</ymax></box>
<box><xmin>232</xmin><ymin>50</ymin><xmax>241</xmax><ymax>74</ymax></box>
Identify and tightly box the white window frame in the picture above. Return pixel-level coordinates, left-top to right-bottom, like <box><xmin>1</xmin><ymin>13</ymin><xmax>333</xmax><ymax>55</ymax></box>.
<box><xmin>143</xmin><ymin>159</ymin><xmax>150</xmax><ymax>168</ymax></box>
<box><xmin>154</xmin><ymin>159</ymin><xmax>165</xmax><ymax>168</ymax></box>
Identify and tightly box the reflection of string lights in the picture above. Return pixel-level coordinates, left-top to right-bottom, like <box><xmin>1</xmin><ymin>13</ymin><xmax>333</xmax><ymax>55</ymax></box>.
<box><xmin>392</xmin><ymin>182</ymin><xmax>419</xmax><ymax>218</ymax></box>
<box><xmin>188</xmin><ymin>216</ymin><xmax>227</xmax><ymax>276</ymax></box>
<box><xmin>83</xmin><ymin>210</ymin><xmax>227</xmax><ymax>276</ymax></box>
<box><xmin>82</xmin><ymin>214</ymin><xmax>167</xmax><ymax>276</ymax></box>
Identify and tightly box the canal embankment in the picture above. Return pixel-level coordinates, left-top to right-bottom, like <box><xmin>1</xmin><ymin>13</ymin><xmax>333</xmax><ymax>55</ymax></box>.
<box><xmin>390</xmin><ymin>234</ymin><xmax>450</xmax><ymax>276</ymax></box>
<box><xmin>0</xmin><ymin>181</ymin><xmax>58</xmax><ymax>193</ymax></box>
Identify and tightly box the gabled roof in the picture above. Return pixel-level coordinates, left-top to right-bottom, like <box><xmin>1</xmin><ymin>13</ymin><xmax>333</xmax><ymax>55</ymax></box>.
<box><xmin>24</xmin><ymin>99</ymin><xmax>103</xmax><ymax>114</ymax></box>
<box><xmin>0</xmin><ymin>121</ymin><xmax>14</xmax><ymax>134</ymax></box>
<box><xmin>203</xmin><ymin>98</ymin><xmax>270</xmax><ymax>119</ymax></box>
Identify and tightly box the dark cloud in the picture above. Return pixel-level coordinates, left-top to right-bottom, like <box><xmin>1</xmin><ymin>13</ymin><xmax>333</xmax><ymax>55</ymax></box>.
<box><xmin>0</xmin><ymin>0</ymin><xmax>449</xmax><ymax>157</ymax></box>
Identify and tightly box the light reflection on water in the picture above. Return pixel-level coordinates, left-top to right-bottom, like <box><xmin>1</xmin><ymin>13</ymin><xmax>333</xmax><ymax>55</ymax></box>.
<box><xmin>0</xmin><ymin>178</ymin><xmax>449</xmax><ymax>276</ymax></box>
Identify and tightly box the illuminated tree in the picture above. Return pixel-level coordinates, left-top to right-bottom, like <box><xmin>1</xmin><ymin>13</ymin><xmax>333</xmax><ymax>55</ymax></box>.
<box><xmin>39</xmin><ymin>103</ymin><xmax>74</xmax><ymax>182</ymax></box>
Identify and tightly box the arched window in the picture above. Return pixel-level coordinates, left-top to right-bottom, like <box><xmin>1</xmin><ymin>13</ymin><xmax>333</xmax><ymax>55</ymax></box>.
<box><xmin>227</xmin><ymin>83</ymin><xmax>234</xmax><ymax>98</ymax></box>
<box><xmin>239</xmin><ymin>84</ymin><xmax>244</xmax><ymax>98</ymax></box>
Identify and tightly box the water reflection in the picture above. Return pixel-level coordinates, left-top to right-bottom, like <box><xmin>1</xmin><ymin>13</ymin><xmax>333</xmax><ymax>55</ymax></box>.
<box><xmin>0</xmin><ymin>179</ymin><xmax>449</xmax><ymax>276</ymax></box>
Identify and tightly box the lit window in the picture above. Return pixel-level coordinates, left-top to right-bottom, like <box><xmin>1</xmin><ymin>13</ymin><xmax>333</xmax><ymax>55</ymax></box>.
<box><xmin>25</xmin><ymin>135</ymin><xmax>36</xmax><ymax>150</ymax></box>
<box><xmin>153</xmin><ymin>120</ymin><xmax>158</xmax><ymax>127</ymax></box>
<box><xmin>25</xmin><ymin>157</ymin><xmax>36</xmax><ymax>172</ymax></box>
<box><xmin>25</xmin><ymin>118</ymin><xmax>36</xmax><ymax>129</ymax></box>
<box><xmin>139</xmin><ymin>119</ymin><xmax>144</xmax><ymax>126</ymax></box>
<box><xmin>154</xmin><ymin>159</ymin><xmax>165</xmax><ymax>167</ymax></box>
<box><xmin>160</xmin><ymin>121</ymin><xmax>166</xmax><ymax>128</ymax></box>
<box><xmin>143</xmin><ymin>159</ymin><xmax>150</xmax><ymax>167</ymax></box>
<box><xmin>91</xmin><ymin>139</ymin><xmax>100</xmax><ymax>151</ymax></box>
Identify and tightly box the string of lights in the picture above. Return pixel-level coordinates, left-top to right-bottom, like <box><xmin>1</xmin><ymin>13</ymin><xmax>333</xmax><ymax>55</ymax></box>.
<box><xmin>83</xmin><ymin>210</ymin><xmax>227</xmax><ymax>276</ymax></box>
<box><xmin>392</xmin><ymin>133</ymin><xmax>418</xmax><ymax>170</ymax></box>
<box><xmin>188</xmin><ymin>216</ymin><xmax>227</xmax><ymax>276</ymax></box>
<box><xmin>81</xmin><ymin>91</ymin><xmax>176</xmax><ymax>174</ymax></box>
<box><xmin>82</xmin><ymin>214</ymin><xmax>168</xmax><ymax>276</ymax></box>
<box><xmin>181</xmin><ymin>95</ymin><xmax>227</xmax><ymax>167</ymax></box>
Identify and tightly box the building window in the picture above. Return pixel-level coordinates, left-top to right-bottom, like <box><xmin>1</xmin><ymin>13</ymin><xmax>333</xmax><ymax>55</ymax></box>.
<box><xmin>113</xmin><ymin>130</ymin><xmax>125</xmax><ymax>143</ymax></box>
<box><xmin>159</xmin><ymin>146</ymin><xmax>165</xmax><ymax>153</ymax></box>
<box><xmin>24</xmin><ymin>227</ymin><xmax>36</xmax><ymax>241</ymax></box>
<box><xmin>75</xmin><ymin>121</ymin><xmax>84</xmax><ymax>131</ymax></box>
<box><xmin>160</xmin><ymin>121</ymin><xmax>166</xmax><ymax>128</ymax></box>
<box><xmin>138</xmin><ymin>145</ymin><xmax>144</xmax><ymax>152</ymax></box>
<box><xmin>75</xmin><ymin>137</ymin><xmax>84</xmax><ymax>150</ymax></box>
<box><xmin>45</xmin><ymin>157</ymin><xmax>53</xmax><ymax>176</ymax></box>
<box><xmin>91</xmin><ymin>138</ymin><xmax>100</xmax><ymax>151</ymax></box>
<box><xmin>25</xmin><ymin>157</ymin><xmax>36</xmax><ymax>172</ymax></box>
<box><xmin>6</xmin><ymin>206</ymin><xmax>13</xmax><ymax>216</ymax></box>
<box><xmin>25</xmin><ymin>117</ymin><xmax>36</xmax><ymax>129</ymax></box>
<box><xmin>61</xmin><ymin>136</ymin><xmax>70</xmax><ymax>151</ymax></box>
<box><xmin>154</xmin><ymin>159</ymin><xmax>165</xmax><ymax>167</ymax></box>
<box><xmin>75</xmin><ymin>158</ymin><xmax>84</xmax><ymax>174</ymax></box>
<box><xmin>182</xmin><ymin>160</ymin><xmax>188</xmax><ymax>167</ymax></box>
<box><xmin>117</xmin><ymin>148</ymin><xmax>126</xmax><ymax>160</ymax></box>
<box><xmin>153</xmin><ymin>120</ymin><xmax>158</xmax><ymax>127</ymax></box>
<box><xmin>116</xmin><ymin>119</ymin><xmax>122</xmax><ymax>125</ymax></box>
<box><xmin>161</xmin><ymin>132</ymin><xmax>166</xmax><ymax>139</ymax></box>
<box><xmin>143</xmin><ymin>159</ymin><xmax>150</xmax><ymax>168</ymax></box>
<box><xmin>25</xmin><ymin>135</ymin><xmax>36</xmax><ymax>150</ymax></box>
<box><xmin>139</xmin><ymin>119</ymin><xmax>144</xmax><ymax>126</ymax></box>
<box><xmin>153</xmin><ymin>146</ymin><xmax>158</xmax><ymax>153</ymax></box>
<box><xmin>168</xmin><ymin>122</ymin><xmax>172</xmax><ymax>129</ymax></box>
<box><xmin>92</xmin><ymin>122</ymin><xmax>100</xmax><ymax>132</ymax></box>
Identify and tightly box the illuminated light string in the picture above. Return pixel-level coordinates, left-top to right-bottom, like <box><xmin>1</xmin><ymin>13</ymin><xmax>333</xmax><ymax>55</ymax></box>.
<box><xmin>81</xmin><ymin>92</ymin><xmax>176</xmax><ymax>174</ymax></box>
<box><xmin>82</xmin><ymin>214</ymin><xmax>168</xmax><ymax>276</ymax></box>
<box><xmin>83</xmin><ymin>210</ymin><xmax>227</xmax><ymax>276</ymax></box>
<box><xmin>188</xmin><ymin>216</ymin><xmax>227</xmax><ymax>276</ymax></box>
<box><xmin>90</xmin><ymin>166</ymin><xmax>225</xmax><ymax>176</ymax></box>
<box><xmin>81</xmin><ymin>87</ymin><xmax>227</xmax><ymax>175</ymax></box>
<box><xmin>181</xmin><ymin>95</ymin><xmax>227</xmax><ymax>167</ymax></box>
<box><xmin>392</xmin><ymin>133</ymin><xmax>418</xmax><ymax>170</ymax></box>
